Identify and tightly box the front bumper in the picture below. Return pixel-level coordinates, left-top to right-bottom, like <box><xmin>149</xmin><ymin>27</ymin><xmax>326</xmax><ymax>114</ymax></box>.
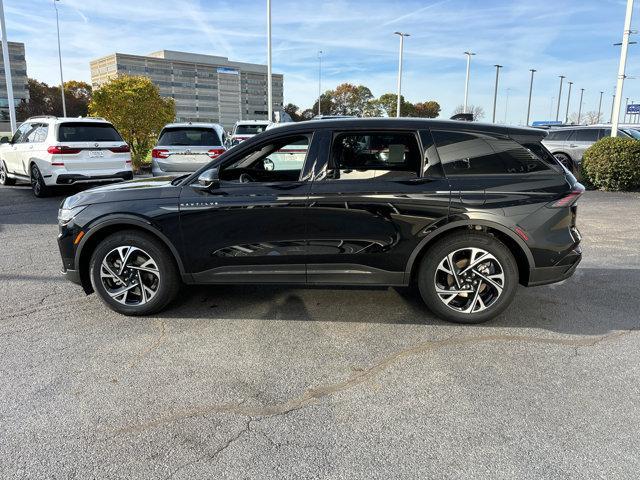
<box><xmin>61</xmin><ymin>266</ymin><xmax>82</xmax><ymax>285</ymax></box>
<box><xmin>527</xmin><ymin>246</ymin><xmax>582</xmax><ymax>286</ymax></box>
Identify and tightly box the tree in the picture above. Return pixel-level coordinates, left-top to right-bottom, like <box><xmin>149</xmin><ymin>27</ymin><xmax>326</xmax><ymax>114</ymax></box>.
<box><xmin>17</xmin><ymin>78</ymin><xmax>93</xmax><ymax>121</ymax></box>
<box><xmin>310</xmin><ymin>91</ymin><xmax>335</xmax><ymax>117</ymax></box>
<box><xmin>411</xmin><ymin>101</ymin><xmax>441</xmax><ymax>118</ymax></box>
<box><xmin>452</xmin><ymin>104</ymin><xmax>485</xmax><ymax>121</ymax></box>
<box><xmin>568</xmin><ymin>111</ymin><xmax>602</xmax><ymax>125</ymax></box>
<box><xmin>283</xmin><ymin>103</ymin><xmax>302</xmax><ymax>122</ymax></box>
<box><xmin>89</xmin><ymin>75</ymin><xmax>175</xmax><ymax>169</ymax></box>
<box><xmin>331</xmin><ymin>83</ymin><xmax>378</xmax><ymax>116</ymax></box>
<box><xmin>377</xmin><ymin>93</ymin><xmax>414</xmax><ymax>117</ymax></box>
<box><xmin>62</xmin><ymin>80</ymin><xmax>93</xmax><ymax>117</ymax></box>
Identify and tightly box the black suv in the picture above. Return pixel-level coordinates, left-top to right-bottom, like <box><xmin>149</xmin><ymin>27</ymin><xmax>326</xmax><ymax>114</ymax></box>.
<box><xmin>57</xmin><ymin>119</ymin><xmax>583</xmax><ymax>323</ymax></box>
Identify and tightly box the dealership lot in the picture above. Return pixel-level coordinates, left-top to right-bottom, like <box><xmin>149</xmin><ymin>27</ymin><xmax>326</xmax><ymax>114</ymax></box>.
<box><xmin>1</xmin><ymin>185</ymin><xmax>639</xmax><ymax>478</ymax></box>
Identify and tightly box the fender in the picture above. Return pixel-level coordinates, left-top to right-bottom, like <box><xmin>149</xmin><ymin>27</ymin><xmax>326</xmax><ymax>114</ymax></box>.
<box><xmin>74</xmin><ymin>214</ymin><xmax>188</xmax><ymax>277</ymax></box>
<box><xmin>403</xmin><ymin>217</ymin><xmax>535</xmax><ymax>282</ymax></box>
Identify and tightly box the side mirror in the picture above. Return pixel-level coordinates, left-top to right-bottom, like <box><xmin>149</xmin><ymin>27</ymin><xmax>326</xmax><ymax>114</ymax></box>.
<box><xmin>195</xmin><ymin>167</ymin><xmax>220</xmax><ymax>190</ymax></box>
<box><xmin>0</xmin><ymin>136</ymin><xmax>10</xmax><ymax>144</ymax></box>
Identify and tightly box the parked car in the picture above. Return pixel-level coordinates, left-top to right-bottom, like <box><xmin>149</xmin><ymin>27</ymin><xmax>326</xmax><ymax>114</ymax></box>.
<box><xmin>230</xmin><ymin>120</ymin><xmax>270</xmax><ymax>145</ymax></box>
<box><xmin>0</xmin><ymin>116</ymin><xmax>132</xmax><ymax>197</ymax></box>
<box><xmin>542</xmin><ymin>125</ymin><xmax>639</xmax><ymax>172</ymax></box>
<box><xmin>151</xmin><ymin>123</ymin><xmax>226</xmax><ymax>177</ymax></box>
<box><xmin>57</xmin><ymin>118</ymin><xmax>583</xmax><ymax>324</ymax></box>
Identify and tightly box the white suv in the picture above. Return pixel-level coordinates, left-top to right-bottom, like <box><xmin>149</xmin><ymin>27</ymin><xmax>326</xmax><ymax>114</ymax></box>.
<box><xmin>0</xmin><ymin>116</ymin><xmax>133</xmax><ymax>197</ymax></box>
<box><xmin>230</xmin><ymin>120</ymin><xmax>271</xmax><ymax>145</ymax></box>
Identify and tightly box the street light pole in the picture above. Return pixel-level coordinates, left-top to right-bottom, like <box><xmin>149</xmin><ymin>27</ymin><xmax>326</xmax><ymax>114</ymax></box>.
<box><xmin>556</xmin><ymin>75</ymin><xmax>565</xmax><ymax>121</ymax></box>
<box><xmin>0</xmin><ymin>0</ymin><xmax>15</xmax><ymax>133</ymax></box>
<box><xmin>266</xmin><ymin>0</ymin><xmax>273</xmax><ymax>122</ymax></box>
<box><xmin>54</xmin><ymin>0</ymin><xmax>66</xmax><ymax>117</ymax></box>
<box><xmin>463</xmin><ymin>51</ymin><xmax>476</xmax><ymax>114</ymax></box>
<box><xmin>317</xmin><ymin>50</ymin><xmax>323</xmax><ymax>116</ymax></box>
<box><xmin>597</xmin><ymin>91</ymin><xmax>604</xmax><ymax>123</ymax></box>
<box><xmin>504</xmin><ymin>87</ymin><xmax>511</xmax><ymax>124</ymax></box>
<box><xmin>577</xmin><ymin>88</ymin><xmax>585</xmax><ymax>124</ymax></box>
<box><xmin>526</xmin><ymin>69</ymin><xmax>536</xmax><ymax>126</ymax></box>
<box><xmin>492</xmin><ymin>64</ymin><xmax>502</xmax><ymax>123</ymax></box>
<box><xmin>564</xmin><ymin>81</ymin><xmax>573</xmax><ymax>123</ymax></box>
<box><xmin>612</xmin><ymin>0</ymin><xmax>634</xmax><ymax>136</ymax></box>
<box><xmin>624</xmin><ymin>97</ymin><xmax>629</xmax><ymax>123</ymax></box>
<box><xmin>394</xmin><ymin>32</ymin><xmax>410</xmax><ymax>118</ymax></box>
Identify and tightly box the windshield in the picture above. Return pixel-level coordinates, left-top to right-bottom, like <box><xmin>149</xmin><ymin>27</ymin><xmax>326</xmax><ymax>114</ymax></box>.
<box><xmin>57</xmin><ymin>123</ymin><xmax>122</xmax><ymax>142</ymax></box>
<box><xmin>158</xmin><ymin>127</ymin><xmax>222</xmax><ymax>146</ymax></box>
<box><xmin>621</xmin><ymin>128</ymin><xmax>640</xmax><ymax>139</ymax></box>
<box><xmin>235</xmin><ymin>124</ymin><xmax>268</xmax><ymax>135</ymax></box>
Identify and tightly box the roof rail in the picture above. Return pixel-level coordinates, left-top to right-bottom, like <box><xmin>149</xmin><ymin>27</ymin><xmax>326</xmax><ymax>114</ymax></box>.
<box><xmin>28</xmin><ymin>115</ymin><xmax>57</xmax><ymax>120</ymax></box>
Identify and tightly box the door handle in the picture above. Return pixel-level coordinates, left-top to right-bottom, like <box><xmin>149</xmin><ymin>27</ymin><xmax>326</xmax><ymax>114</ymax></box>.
<box><xmin>569</xmin><ymin>144</ymin><xmax>578</xmax><ymax>148</ymax></box>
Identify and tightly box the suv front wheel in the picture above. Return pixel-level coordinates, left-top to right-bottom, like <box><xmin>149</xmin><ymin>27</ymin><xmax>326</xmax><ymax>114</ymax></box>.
<box><xmin>418</xmin><ymin>232</ymin><xmax>518</xmax><ymax>324</ymax></box>
<box><xmin>89</xmin><ymin>230</ymin><xmax>181</xmax><ymax>316</ymax></box>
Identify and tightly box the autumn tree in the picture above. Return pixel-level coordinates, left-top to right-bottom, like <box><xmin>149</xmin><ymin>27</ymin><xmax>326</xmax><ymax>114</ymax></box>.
<box><xmin>377</xmin><ymin>93</ymin><xmax>415</xmax><ymax>117</ymax></box>
<box><xmin>89</xmin><ymin>75</ymin><xmax>175</xmax><ymax>169</ymax></box>
<box><xmin>283</xmin><ymin>103</ymin><xmax>302</xmax><ymax>121</ymax></box>
<box><xmin>411</xmin><ymin>101</ymin><xmax>441</xmax><ymax>118</ymax></box>
<box><xmin>17</xmin><ymin>79</ymin><xmax>93</xmax><ymax>120</ymax></box>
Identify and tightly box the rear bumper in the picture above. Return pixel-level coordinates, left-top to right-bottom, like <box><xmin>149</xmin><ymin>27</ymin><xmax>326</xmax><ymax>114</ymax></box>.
<box><xmin>527</xmin><ymin>246</ymin><xmax>582</xmax><ymax>287</ymax></box>
<box><xmin>55</xmin><ymin>171</ymin><xmax>133</xmax><ymax>185</ymax></box>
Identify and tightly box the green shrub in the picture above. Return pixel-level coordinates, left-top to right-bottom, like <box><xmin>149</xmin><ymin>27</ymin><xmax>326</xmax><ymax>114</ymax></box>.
<box><xmin>582</xmin><ymin>137</ymin><xmax>640</xmax><ymax>191</ymax></box>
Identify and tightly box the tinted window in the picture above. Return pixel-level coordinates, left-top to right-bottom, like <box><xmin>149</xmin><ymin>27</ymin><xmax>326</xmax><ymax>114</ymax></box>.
<box><xmin>546</xmin><ymin>130</ymin><xmax>571</xmax><ymax>141</ymax></box>
<box><xmin>235</xmin><ymin>124</ymin><xmax>269</xmax><ymax>135</ymax></box>
<box><xmin>58</xmin><ymin>123</ymin><xmax>122</xmax><ymax>142</ymax></box>
<box><xmin>220</xmin><ymin>134</ymin><xmax>309</xmax><ymax>183</ymax></box>
<box><xmin>598</xmin><ymin>129</ymin><xmax>611</xmax><ymax>139</ymax></box>
<box><xmin>573</xmin><ymin>129</ymin><xmax>599</xmax><ymax>142</ymax></box>
<box><xmin>158</xmin><ymin>127</ymin><xmax>221</xmax><ymax>146</ymax></box>
<box><xmin>433</xmin><ymin>130</ymin><xmax>550</xmax><ymax>175</ymax></box>
<box><xmin>329</xmin><ymin>131</ymin><xmax>420</xmax><ymax>180</ymax></box>
<box><xmin>25</xmin><ymin>124</ymin><xmax>48</xmax><ymax>143</ymax></box>
<box><xmin>621</xmin><ymin>128</ymin><xmax>640</xmax><ymax>139</ymax></box>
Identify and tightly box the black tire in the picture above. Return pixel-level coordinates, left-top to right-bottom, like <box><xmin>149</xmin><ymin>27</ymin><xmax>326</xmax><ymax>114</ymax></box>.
<box><xmin>0</xmin><ymin>160</ymin><xmax>15</xmax><ymax>186</ymax></box>
<box><xmin>89</xmin><ymin>230</ymin><xmax>181</xmax><ymax>316</ymax></box>
<box><xmin>417</xmin><ymin>232</ymin><xmax>519</xmax><ymax>324</ymax></box>
<box><xmin>30</xmin><ymin>164</ymin><xmax>51</xmax><ymax>198</ymax></box>
<box><xmin>554</xmin><ymin>153</ymin><xmax>574</xmax><ymax>173</ymax></box>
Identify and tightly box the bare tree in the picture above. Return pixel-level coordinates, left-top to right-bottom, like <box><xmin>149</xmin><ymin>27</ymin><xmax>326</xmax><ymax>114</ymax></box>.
<box><xmin>568</xmin><ymin>111</ymin><xmax>602</xmax><ymax>125</ymax></box>
<box><xmin>452</xmin><ymin>104</ymin><xmax>485</xmax><ymax>121</ymax></box>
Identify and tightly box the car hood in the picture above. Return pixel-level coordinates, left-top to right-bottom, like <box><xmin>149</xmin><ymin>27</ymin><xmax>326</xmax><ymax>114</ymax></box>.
<box><xmin>64</xmin><ymin>176</ymin><xmax>181</xmax><ymax>208</ymax></box>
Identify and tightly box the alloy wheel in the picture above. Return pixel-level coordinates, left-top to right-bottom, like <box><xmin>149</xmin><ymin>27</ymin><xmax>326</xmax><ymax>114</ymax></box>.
<box><xmin>31</xmin><ymin>165</ymin><xmax>42</xmax><ymax>195</ymax></box>
<box><xmin>434</xmin><ymin>247</ymin><xmax>505</xmax><ymax>313</ymax></box>
<box><xmin>0</xmin><ymin>163</ymin><xmax>6</xmax><ymax>184</ymax></box>
<box><xmin>100</xmin><ymin>246</ymin><xmax>160</xmax><ymax>306</ymax></box>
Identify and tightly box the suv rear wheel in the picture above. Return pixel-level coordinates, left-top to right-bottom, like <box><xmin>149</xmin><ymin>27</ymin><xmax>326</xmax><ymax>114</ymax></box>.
<box><xmin>0</xmin><ymin>160</ymin><xmax>15</xmax><ymax>186</ymax></box>
<box><xmin>554</xmin><ymin>153</ymin><xmax>573</xmax><ymax>172</ymax></box>
<box><xmin>89</xmin><ymin>230</ymin><xmax>181</xmax><ymax>316</ymax></box>
<box><xmin>30</xmin><ymin>164</ymin><xmax>51</xmax><ymax>197</ymax></box>
<box><xmin>417</xmin><ymin>232</ymin><xmax>518</xmax><ymax>324</ymax></box>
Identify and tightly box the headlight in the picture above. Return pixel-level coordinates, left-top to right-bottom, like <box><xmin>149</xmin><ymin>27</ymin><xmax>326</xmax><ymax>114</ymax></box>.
<box><xmin>58</xmin><ymin>205</ymin><xmax>86</xmax><ymax>225</ymax></box>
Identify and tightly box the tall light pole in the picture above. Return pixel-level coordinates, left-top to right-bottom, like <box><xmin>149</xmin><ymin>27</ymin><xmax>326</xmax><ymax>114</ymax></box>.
<box><xmin>612</xmin><ymin>0</ymin><xmax>635</xmax><ymax>136</ymax></box>
<box><xmin>577</xmin><ymin>88</ymin><xmax>585</xmax><ymax>124</ymax></box>
<box><xmin>526</xmin><ymin>69</ymin><xmax>536</xmax><ymax>126</ymax></box>
<box><xmin>504</xmin><ymin>87</ymin><xmax>511</xmax><ymax>124</ymax></box>
<box><xmin>610</xmin><ymin>93</ymin><xmax>616</xmax><ymax>123</ymax></box>
<box><xmin>317</xmin><ymin>50</ymin><xmax>323</xmax><ymax>116</ymax></box>
<box><xmin>492</xmin><ymin>64</ymin><xmax>502</xmax><ymax>123</ymax></box>
<box><xmin>394</xmin><ymin>32</ymin><xmax>410</xmax><ymax>118</ymax></box>
<box><xmin>54</xmin><ymin>0</ymin><xmax>66</xmax><ymax>117</ymax></box>
<box><xmin>266</xmin><ymin>0</ymin><xmax>273</xmax><ymax>122</ymax></box>
<box><xmin>624</xmin><ymin>96</ymin><xmax>630</xmax><ymax>122</ymax></box>
<box><xmin>0</xmin><ymin>0</ymin><xmax>15</xmax><ymax>133</ymax></box>
<box><xmin>556</xmin><ymin>75</ymin><xmax>565</xmax><ymax>121</ymax></box>
<box><xmin>463</xmin><ymin>51</ymin><xmax>476</xmax><ymax>114</ymax></box>
<box><xmin>597</xmin><ymin>91</ymin><xmax>604</xmax><ymax>122</ymax></box>
<box><xmin>564</xmin><ymin>81</ymin><xmax>573</xmax><ymax>123</ymax></box>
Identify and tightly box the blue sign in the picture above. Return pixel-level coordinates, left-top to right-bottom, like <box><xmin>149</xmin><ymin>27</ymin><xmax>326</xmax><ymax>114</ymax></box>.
<box><xmin>532</xmin><ymin>121</ymin><xmax>563</xmax><ymax>127</ymax></box>
<box><xmin>626</xmin><ymin>104</ymin><xmax>640</xmax><ymax>114</ymax></box>
<box><xmin>217</xmin><ymin>67</ymin><xmax>239</xmax><ymax>75</ymax></box>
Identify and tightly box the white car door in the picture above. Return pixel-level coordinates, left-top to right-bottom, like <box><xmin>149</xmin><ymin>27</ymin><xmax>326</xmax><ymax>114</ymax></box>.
<box><xmin>3</xmin><ymin>123</ymin><xmax>30</xmax><ymax>174</ymax></box>
<box><xmin>21</xmin><ymin>123</ymin><xmax>48</xmax><ymax>175</ymax></box>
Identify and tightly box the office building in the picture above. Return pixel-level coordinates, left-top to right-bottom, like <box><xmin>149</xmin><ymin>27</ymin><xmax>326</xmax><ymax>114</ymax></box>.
<box><xmin>0</xmin><ymin>41</ymin><xmax>29</xmax><ymax>129</ymax></box>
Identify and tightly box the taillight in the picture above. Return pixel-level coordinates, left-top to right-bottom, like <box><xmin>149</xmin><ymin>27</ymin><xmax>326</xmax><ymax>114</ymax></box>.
<box><xmin>109</xmin><ymin>145</ymin><xmax>130</xmax><ymax>153</ymax></box>
<box><xmin>47</xmin><ymin>145</ymin><xmax>81</xmax><ymax>154</ymax></box>
<box><xmin>549</xmin><ymin>184</ymin><xmax>585</xmax><ymax>208</ymax></box>
<box><xmin>152</xmin><ymin>148</ymin><xmax>170</xmax><ymax>159</ymax></box>
<box><xmin>207</xmin><ymin>148</ymin><xmax>225</xmax><ymax>159</ymax></box>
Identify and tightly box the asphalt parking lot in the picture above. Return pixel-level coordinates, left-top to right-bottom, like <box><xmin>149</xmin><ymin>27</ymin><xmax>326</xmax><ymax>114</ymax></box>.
<box><xmin>1</xmin><ymin>183</ymin><xmax>639</xmax><ymax>479</ymax></box>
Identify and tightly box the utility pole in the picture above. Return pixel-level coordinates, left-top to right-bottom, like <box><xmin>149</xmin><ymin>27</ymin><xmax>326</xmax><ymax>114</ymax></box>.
<box><xmin>577</xmin><ymin>88</ymin><xmax>585</xmax><ymax>124</ymax></box>
<box><xmin>526</xmin><ymin>69</ymin><xmax>536</xmax><ymax>126</ymax></box>
<box><xmin>54</xmin><ymin>0</ymin><xmax>66</xmax><ymax>117</ymax></box>
<box><xmin>597</xmin><ymin>91</ymin><xmax>604</xmax><ymax>123</ymax></box>
<box><xmin>564</xmin><ymin>81</ymin><xmax>573</xmax><ymax>123</ymax></box>
<box><xmin>463</xmin><ymin>51</ymin><xmax>476</xmax><ymax>114</ymax></box>
<box><xmin>612</xmin><ymin>0</ymin><xmax>634</xmax><ymax>136</ymax></box>
<box><xmin>394</xmin><ymin>32</ymin><xmax>410</xmax><ymax>117</ymax></box>
<box><xmin>492</xmin><ymin>64</ymin><xmax>502</xmax><ymax>123</ymax></box>
<box><xmin>266</xmin><ymin>0</ymin><xmax>273</xmax><ymax>122</ymax></box>
<box><xmin>504</xmin><ymin>88</ymin><xmax>511</xmax><ymax>124</ymax></box>
<box><xmin>556</xmin><ymin>76</ymin><xmax>565</xmax><ymax>121</ymax></box>
<box><xmin>317</xmin><ymin>50</ymin><xmax>323</xmax><ymax>116</ymax></box>
<box><xmin>610</xmin><ymin>93</ymin><xmax>616</xmax><ymax>123</ymax></box>
<box><xmin>0</xmin><ymin>0</ymin><xmax>15</xmax><ymax>132</ymax></box>
<box><xmin>624</xmin><ymin>97</ymin><xmax>630</xmax><ymax>123</ymax></box>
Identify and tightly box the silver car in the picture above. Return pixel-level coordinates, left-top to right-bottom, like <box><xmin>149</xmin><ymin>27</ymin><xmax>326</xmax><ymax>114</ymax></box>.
<box><xmin>542</xmin><ymin>125</ymin><xmax>640</xmax><ymax>172</ymax></box>
<box><xmin>151</xmin><ymin>122</ymin><xmax>227</xmax><ymax>177</ymax></box>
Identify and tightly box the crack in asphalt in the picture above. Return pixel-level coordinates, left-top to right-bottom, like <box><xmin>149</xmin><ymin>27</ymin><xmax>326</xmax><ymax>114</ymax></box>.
<box><xmin>105</xmin><ymin>329</ymin><xmax>635</xmax><ymax>438</ymax></box>
<box><xmin>129</xmin><ymin>320</ymin><xmax>167</xmax><ymax>369</ymax></box>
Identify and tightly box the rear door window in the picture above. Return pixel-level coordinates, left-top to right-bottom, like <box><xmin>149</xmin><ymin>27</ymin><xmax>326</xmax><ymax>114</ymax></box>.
<box><xmin>572</xmin><ymin>129</ymin><xmax>599</xmax><ymax>142</ymax></box>
<box><xmin>546</xmin><ymin>130</ymin><xmax>571</xmax><ymax>141</ymax></box>
<box><xmin>158</xmin><ymin>127</ymin><xmax>221</xmax><ymax>146</ymax></box>
<box><xmin>58</xmin><ymin>123</ymin><xmax>122</xmax><ymax>142</ymax></box>
<box><xmin>432</xmin><ymin>130</ymin><xmax>551</xmax><ymax>175</ymax></box>
<box><xmin>235</xmin><ymin>124</ymin><xmax>269</xmax><ymax>135</ymax></box>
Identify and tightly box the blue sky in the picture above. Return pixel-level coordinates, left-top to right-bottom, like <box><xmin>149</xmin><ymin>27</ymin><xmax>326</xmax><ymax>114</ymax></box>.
<box><xmin>4</xmin><ymin>0</ymin><xmax>640</xmax><ymax>124</ymax></box>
